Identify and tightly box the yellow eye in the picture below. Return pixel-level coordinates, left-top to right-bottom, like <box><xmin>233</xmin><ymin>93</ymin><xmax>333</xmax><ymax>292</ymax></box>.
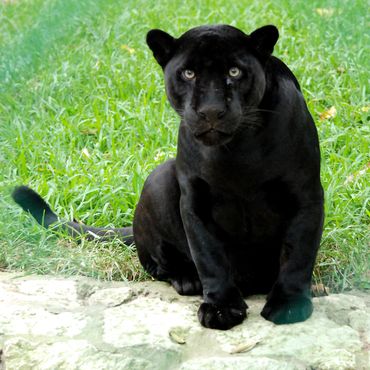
<box><xmin>229</xmin><ymin>67</ymin><xmax>241</xmax><ymax>78</ymax></box>
<box><xmin>182</xmin><ymin>69</ymin><xmax>195</xmax><ymax>80</ymax></box>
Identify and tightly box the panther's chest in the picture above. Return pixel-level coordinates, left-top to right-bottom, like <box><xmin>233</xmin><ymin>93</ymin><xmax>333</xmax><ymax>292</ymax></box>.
<box><xmin>198</xmin><ymin>149</ymin><xmax>271</xmax><ymax>198</ymax></box>
<box><xmin>210</xmin><ymin>187</ymin><xmax>288</xmax><ymax>243</ymax></box>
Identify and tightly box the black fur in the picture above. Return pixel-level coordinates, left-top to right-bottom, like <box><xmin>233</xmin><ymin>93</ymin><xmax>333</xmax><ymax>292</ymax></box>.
<box><xmin>12</xmin><ymin>186</ymin><xmax>134</xmax><ymax>244</ymax></box>
<box><xmin>13</xmin><ymin>24</ymin><xmax>324</xmax><ymax>330</ymax></box>
<box><xmin>12</xmin><ymin>186</ymin><xmax>58</xmax><ymax>227</ymax></box>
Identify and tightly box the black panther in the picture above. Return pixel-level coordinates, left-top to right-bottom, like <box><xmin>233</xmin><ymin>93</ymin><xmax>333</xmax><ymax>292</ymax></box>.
<box><xmin>12</xmin><ymin>24</ymin><xmax>324</xmax><ymax>330</ymax></box>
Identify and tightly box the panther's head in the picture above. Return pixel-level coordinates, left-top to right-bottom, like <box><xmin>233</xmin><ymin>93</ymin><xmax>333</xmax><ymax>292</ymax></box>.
<box><xmin>147</xmin><ymin>25</ymin><xmax>279</xmax><ymax>146</ymax></box>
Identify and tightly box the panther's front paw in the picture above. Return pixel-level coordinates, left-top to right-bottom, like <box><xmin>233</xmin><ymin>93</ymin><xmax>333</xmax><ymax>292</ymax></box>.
<box><xmin>197</xmin><ymin>302</ymin><xmax>247</xmax><ymax>330</ymax></box>
<box><xmin>261</xmin><ymin>294</ymin><xmax>313</xmax><ymax>324</ymax></box>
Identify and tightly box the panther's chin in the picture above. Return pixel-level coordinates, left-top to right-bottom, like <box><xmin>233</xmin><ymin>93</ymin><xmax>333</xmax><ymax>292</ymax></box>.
<box><xmin>195</xmin><ymin>129</ymin><xmax>233</xmax><ymax>146</ymax></box>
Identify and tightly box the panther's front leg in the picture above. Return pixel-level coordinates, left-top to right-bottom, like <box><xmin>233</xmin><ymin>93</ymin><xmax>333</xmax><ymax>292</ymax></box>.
<box><xmin>179</xmin><ymin>178</ymin><xmax>247</xmax><ymax>330</ymax></box>
<box><xmin>261</xmin><ymin>184</ymin><xmax>324</xmax><ymax>324</ymax></box>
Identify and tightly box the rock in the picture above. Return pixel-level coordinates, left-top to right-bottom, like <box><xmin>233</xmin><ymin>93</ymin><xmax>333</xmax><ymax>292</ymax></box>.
<box><xmin>179</xmin><ymin>356</ymin><xmax>307</xmax><ymax>370</ymax></box>
<box><xmin>0</xmin><ymin>272</ymin><xmax>368</xmax><ymax>370</ymax></box>
<box><xmin>4</xmin><ymin>338</ymin><xmax>152</xmax><ymax>370</ymax></box>
<box><xmin>88</xmin><ymin>286</ymin><xmax>135</xmax><ymax>307</ymax></box>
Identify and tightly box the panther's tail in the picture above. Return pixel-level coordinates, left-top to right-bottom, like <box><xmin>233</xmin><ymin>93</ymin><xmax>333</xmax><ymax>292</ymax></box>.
<box><xmin>12</xmin><ymin>185</ymin><xmax>134</xmax><ymax>245</ymax></box>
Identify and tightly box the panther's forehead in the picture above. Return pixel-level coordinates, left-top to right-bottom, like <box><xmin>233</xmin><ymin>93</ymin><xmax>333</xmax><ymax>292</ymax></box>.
<box><xmin>175</xmin><ymin>25</ymin><xmax>249</xmax><ymax>67</ymax></box>
<box><xmin>178</xmin><ymin>24</ymin><xmax>247</xmax><ymax>43</ymax></box>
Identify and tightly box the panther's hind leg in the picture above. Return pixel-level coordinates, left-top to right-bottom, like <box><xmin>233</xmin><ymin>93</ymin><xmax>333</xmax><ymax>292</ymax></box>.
<box><xmin>169</xmin><ymin>261</ymin><xmax>202</xmax><ymax>296</ymax></box>
<box><xmin>134</xmin><ymin>210</ymin><xmax>202</xmax><ymax>296</ymax></box>
<box><xmin>133</xmin><ymin>159</ymin><xmax>202</xmax><ymax>296</ymax></box>
<box><xmin>170</xmin><ymin>276</ymin><xmax>202</xmax><ymax>296</ymax></box>
<box><xmin>138</xmin><ymin>237</ymin><xmax>202</xmax><ymax>296</ymax></box>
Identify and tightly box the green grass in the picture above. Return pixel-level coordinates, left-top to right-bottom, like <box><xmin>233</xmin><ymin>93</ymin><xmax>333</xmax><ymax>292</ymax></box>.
<box><xmin>0</xmin><ymin>0</ymin><xmax>368</xmax><ymax>290</ymax></box>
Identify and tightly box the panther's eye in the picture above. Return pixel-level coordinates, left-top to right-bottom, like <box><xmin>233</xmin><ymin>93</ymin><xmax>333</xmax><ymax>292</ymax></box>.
<box><xmin>228</xmin><ymin>67</ymin><xmax>241</xmax><ymax>78</ymax></box>
<box><xmin>182</xmin><ymin>70</ymin><xmax>195</xmax><ymax>81</ymax></box>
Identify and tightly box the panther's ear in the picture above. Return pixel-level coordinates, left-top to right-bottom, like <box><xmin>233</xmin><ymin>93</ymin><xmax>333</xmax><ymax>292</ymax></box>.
<box><xmin>249</xmin><ymin>25</ymin><xmax>279</xmax><ymax>56</ymax></box>
<box><xmin>146</xmin><ymin>29</ymin><xmax>176</xmax><ymax>69</ymax></box>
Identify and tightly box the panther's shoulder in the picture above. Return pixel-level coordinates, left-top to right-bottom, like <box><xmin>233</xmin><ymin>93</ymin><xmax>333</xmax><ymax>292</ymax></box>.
<box><xmin>266</xmin><ymin>56</ymin><xmax>301</xmax><ymax>92</ymax></box>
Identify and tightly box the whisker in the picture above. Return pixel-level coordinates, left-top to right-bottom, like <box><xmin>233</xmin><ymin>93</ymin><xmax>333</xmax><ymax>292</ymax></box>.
<box><xmin>221</xmin><ymin>141</ymin><xmax>232</xmax><ymax>153</ymax></box>
<box><xmin>243</xmin><ymin>106</ymin><xmax>279</xmax><ymax>115</ymax></box>
<box><xmin>176</xmin><ymin>108</ymin><xmax>185</xmax><ymax>116</ymax></box>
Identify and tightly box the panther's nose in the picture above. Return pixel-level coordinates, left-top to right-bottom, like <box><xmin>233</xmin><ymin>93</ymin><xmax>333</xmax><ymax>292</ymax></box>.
<box><xmin>197</xmin><ymin>106</ymin><xmax>226</xmax><ymax>121</ymax></box>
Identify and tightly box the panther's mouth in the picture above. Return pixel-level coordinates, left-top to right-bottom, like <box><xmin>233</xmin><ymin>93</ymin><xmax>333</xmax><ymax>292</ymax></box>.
<box><xmin>195</xmin><ymin>128</ymin><xmax>233</xmax><ymax>146</ymax></box>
